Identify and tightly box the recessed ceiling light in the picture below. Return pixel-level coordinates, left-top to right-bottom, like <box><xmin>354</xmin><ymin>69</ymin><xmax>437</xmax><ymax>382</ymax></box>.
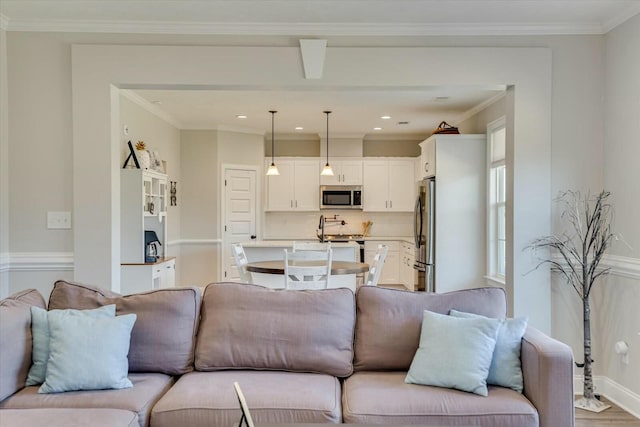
<box><xmin>381</xmin><ymin>115</ymin><xmax>391</xmax><ymax>120</ymax></box>
<box><xmin>295</xmin><ymin>127</ymin><xmax>304</xmax><ymax>130</ymax></box>
<box><xmin>373</xmin><ymin>127</ymin><xmax>382</xmax><ymax>131</ymax></box>
<box><xmin>236</xmin><ymin>115</ymin><xmax>248</xmax><ymax>119</ymax></box>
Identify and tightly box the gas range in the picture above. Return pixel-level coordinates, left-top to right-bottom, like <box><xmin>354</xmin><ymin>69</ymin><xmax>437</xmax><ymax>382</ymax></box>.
<box><xmin>321</xmin><ymin>234</ymin><xmax>365</xmax><ymax>243</ymax></box>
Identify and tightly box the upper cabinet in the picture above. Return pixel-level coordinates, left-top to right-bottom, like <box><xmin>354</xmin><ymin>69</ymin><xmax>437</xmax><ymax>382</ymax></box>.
<box><xmin>320</xmin><ymin>159</ymin><xmax>363</xmax><ymax>186</ymax></box>
<box><xmin>265</xmin><ymin>158</ymin><xmax>319</xmax><ymax>211</ymax></box>
<box><xmin>362</xmin><ymin>158</ymin><xmax>415</xmax><ymax>212</ymax></box>
<box><xmin>419</xmin><ymin>137</ymin><xmax>436</xmax><ymax>178</ymax></box>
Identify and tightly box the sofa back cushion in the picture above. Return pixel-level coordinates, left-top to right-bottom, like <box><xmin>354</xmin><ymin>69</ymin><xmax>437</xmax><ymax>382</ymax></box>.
<box><xmin>48</xmin><ymin>280</ymin><xmax>201</xmax><ymax>375</ymax></box>
<box><xmin>0</xmin><ymin>289</ymin><xmax>46</xmax><ymax>400</ymax></box>
<box><xmin>195</xmin><ymin>283</ymin><xmax>356</xmax><ymax>377</ymax></box>
<box><xmin>354</xmin><ymin>286</ymin><xmax>507</xmax><ymax>371</ymax></box>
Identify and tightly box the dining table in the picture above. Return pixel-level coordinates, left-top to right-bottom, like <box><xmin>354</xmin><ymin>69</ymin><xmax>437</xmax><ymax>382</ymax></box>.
<box><xmin>245</xmin><ymin>260</ymin><xmax>369</xmax><ymax>292</ymax></box>
<box><xmin>246</xmin><ymin>260</ymin><xmax>369</xmax><ymax>275</ymax></box>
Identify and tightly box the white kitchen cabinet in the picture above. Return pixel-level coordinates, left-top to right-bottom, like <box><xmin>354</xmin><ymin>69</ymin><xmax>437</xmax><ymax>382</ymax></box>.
<box><xmin>320</xmin><ymin>159</ymin><xmax>363</xmax><ymax>186</ymax></box>
<box><xmin>121</xmin><ymin>257</ymin><xmax>175</xmax><ymax>295</ymax></box>
<box><xmin>365</xmin><ymin>241</ymin><xmax>400</xmax><ymax>285</ymax></box>
<box><xmin>363</xmin><ymin>159</ymin><xmax>414</xmax><ymax>212</ymax></box>
<box><xmin>401</xmin><ymin>241</ymin><xmax>417</xmax><ymax>291</ymax></box>
<box><xmin>419</xmin><ymin>137</ymin><xmax>436</xmax><ymax>178</ymax></box>
<box><xmin>265</xmin><ymin>159</ymin><xmax>319</xmax><ymax>211</ymax></box>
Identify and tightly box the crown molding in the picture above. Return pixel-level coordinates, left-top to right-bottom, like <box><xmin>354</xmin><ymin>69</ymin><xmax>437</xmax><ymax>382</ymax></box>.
<box><xmin>454</xmin><ymin>92</ymin><xmax>506</xmax><ymax>125</ymax></box>
<box><xmin>3</xmin><ymin>19</ymin><xmax>612</xmax><ymax>36</ymax></box>
<box><xmin>602</xmin><ymin>4</ymin><xmax>640</xmax><ymax>34</ymax></box>
<box><xmin>363</xmin><ymin>133</ymin><xmax>427</xmax><ymax>142</ymax></box>
<box><xmin>120</xmin><ymin>89</ymin><xmax>183</xmax><ymax>129</ymax></box>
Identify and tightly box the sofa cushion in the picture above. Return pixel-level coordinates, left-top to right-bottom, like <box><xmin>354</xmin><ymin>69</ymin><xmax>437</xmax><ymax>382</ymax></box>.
<box><xmin>151</xmin><ymin>370</ymin><xmax>341</xmax><ymax>427</ymax></box>
<box><xmin>0</xmin><ymin>373</ymin><xmax>173</xmax><ymax>427</ymax></box>
<box><xmin>405</xmin><ymin>309</ymin><xmax>501</xmax><ymax>396</ymax></box>
<box><xmin>27</xmin><ymin>304</ymin><xmax>117</xmax><ymax>386</ymax></box>
<box><xmin>48</xmin><ymin>280</ymin><xmax>201</xmax><ymax>375</ymax></box>
<box><xmin>0</xmin><ymin>289</ymin><xmax>46</xmax><ymax>401</ymax></box>
<box><xmin>0</xmin><ymin>408</ymin><xmax>139</xmax><ymax>427</ymax></box>
<box><xmin>354</xmin><ymin>286</ymin><xmax>507</xmax><ymax>371</ymax></box>
<box><xmin>196</xmin><ymin>283</ymin><xmax>356</xmax><ymax>377</ymax></box>
<box><xmin>39</xmin><ymin>313</ymin><xmax>137</xmax><ymax>393</ymax></box>
<box><xmin>450</xmin><ymin>309</ymin><xmax>528</xmax><ymax>393</ymax></box>
<box><xmin>343</xmin><ymin>371</ymin><xmax>538</xmax><ymax>427</ymax></box>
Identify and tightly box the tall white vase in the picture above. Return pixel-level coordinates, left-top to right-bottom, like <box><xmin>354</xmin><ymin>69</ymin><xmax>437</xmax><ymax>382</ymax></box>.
<box><xmin>137</xmin><ymin>149</ymin><xmax>150</xmax><ymax>169</ymax></box>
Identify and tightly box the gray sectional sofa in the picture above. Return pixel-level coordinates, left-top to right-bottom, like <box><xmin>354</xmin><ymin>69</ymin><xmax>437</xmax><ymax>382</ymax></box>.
<box><xmin>0</xmin><ymin>281</ymin><xmax>575</xmax><ymax>427</ymax></box>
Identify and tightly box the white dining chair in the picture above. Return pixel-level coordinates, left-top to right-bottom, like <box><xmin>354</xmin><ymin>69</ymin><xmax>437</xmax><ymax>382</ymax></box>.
<box><xmin>232</xmin><ymin>243</ymin><xmax>253</xmax><ymax>284</ymax></box>
<box><xmin>284</xmin><ymin>247</ymin><xmax>333</xmax><ymax>290</ymax></box>
<box><xmin>364</xmin><ymin>244</ymin><xmax>388</xmax><ymax>287</ymax></box>
<box><xmin>292</xmin><ymin>241</ymin><xmax>331</xmax><ymax>253</ymax></box>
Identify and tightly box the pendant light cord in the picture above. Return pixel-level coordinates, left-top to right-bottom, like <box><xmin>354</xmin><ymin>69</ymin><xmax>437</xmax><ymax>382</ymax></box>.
<box><xmin>270</xmin><ymin>110</ymin><xmax>277</xmax><ymax>163</ymax></box>
<box><xmin>324</xmin><ymin>110</ymin><xmax>331</xmax><ymax>165</ymax></box>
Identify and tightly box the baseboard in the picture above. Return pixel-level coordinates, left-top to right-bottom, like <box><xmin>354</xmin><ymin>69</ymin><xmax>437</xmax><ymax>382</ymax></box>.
<box><xmin>574</xmin><ymin>375</ymin><xmax>640</xmax><ymax>419</ymax></box>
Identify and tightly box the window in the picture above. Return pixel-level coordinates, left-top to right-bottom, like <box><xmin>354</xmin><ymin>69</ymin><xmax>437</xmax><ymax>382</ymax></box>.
<box><xmin>487</xmin><ymin>117</ymin><xmax>506</xmax><ymax>283</ymax></box>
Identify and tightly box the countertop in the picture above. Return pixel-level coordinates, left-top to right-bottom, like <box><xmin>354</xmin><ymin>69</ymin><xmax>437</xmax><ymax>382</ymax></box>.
<box><xmin>241</xmin><ymin>240</ymin><xmax>359</xmax><ymax>247</ymax></box>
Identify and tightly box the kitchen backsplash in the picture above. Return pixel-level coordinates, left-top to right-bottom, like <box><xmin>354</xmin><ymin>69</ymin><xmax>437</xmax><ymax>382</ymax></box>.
<box><xmin>263</xmin><ymin>211</ymin><xmax>413</xmax><ymax>239</ymax></box>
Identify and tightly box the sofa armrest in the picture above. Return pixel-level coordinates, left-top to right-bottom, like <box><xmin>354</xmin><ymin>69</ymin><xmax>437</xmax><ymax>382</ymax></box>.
<box><xmin>521</xmin><ymin>326</ymin><xmax>575</xmax><ymax>427</ymax></box>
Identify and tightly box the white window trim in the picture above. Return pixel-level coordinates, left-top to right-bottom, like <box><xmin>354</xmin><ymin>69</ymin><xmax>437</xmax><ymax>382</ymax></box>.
<box><xmin>486</xmin><ymin>116</ymin><xmax>506</xmax><ymax>284</ymax></box>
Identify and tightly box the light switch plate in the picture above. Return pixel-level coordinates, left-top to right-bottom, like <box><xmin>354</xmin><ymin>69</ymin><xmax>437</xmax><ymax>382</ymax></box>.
<box><xmin>47</xmin><ymin>211</ymin><xmax>72</xmax><ymax>229</ymax></box>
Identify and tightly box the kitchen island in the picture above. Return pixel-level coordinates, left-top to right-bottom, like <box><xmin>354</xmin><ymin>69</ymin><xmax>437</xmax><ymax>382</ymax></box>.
<box><xmin>240</xmin><ymin>240</ymin><xmax>361</xmax><ymax>291</ymax></box>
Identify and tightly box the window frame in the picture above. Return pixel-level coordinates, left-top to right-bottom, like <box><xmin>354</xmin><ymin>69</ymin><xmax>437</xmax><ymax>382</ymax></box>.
<box><xmin>486</xmin><ymin>116</ymin><xmax>507</xmax><ymax>285</ymax></box>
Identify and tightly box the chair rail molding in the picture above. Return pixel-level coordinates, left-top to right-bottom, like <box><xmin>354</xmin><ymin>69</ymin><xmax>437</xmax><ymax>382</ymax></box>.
<box><xmin>166</xmin><ymin>239</ymin><xmax>222</xmax><ymax>246</ymax></box>
<box><xmin>601</xmin><ymin>254</ymin><xmax>640</xmax><ymax>280</ymax></box>
<box><xmin>551</xmin><ymin>254</ymin><xmax>640</xmax><ymax>281</ymax></box>
<box><xmin>7</xmin><ymin>252</ymin><xmax>74</xmax><ymax>271</ymax></box>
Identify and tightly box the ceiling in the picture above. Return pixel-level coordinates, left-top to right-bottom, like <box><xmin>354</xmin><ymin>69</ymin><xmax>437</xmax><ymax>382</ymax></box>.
<box><xmin>2</xmin><ymin>1</ymin><xmax>637</xmax><ymax>138</ymax></box>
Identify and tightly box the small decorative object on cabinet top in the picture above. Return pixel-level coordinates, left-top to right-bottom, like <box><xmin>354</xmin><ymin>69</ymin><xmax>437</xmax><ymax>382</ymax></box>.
<box><xmin>135</xmin><ymin>141</ymin><xmax>151</xmax><ymax>169</ymax></box>
<box><xmin>170</xmin><ymin>181</ymin><xmax>177</xmax><ymax>206</ymax></box>
<box><xmin>431</xmin><ymin>121</ymin><xmax>460</xmax><ymax>135</ymax></box>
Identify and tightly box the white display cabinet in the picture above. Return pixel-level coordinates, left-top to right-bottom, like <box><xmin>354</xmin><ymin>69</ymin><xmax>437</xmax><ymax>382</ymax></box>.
<box><xmin>120</xmin><ymin>169</ymin><xmax>174</xmax><ymax>293</ymax></box>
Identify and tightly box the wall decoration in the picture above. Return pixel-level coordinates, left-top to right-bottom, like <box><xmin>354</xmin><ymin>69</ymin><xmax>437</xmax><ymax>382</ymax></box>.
<box><xmin>170</xmin><ymin>181</ymin><xmax>177</xmax><ymax>206</ymax></box>
<box><xmin>122</xmin><ymin>141</ymin><xmax>140</xmax><ymax>169</ymax></box>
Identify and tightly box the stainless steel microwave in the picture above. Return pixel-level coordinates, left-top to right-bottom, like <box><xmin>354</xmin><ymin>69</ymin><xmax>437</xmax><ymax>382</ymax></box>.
<box><xmin>320</xmin><ymin>186</ymin><xmax>362</xmax><ymax>210</ymax></box>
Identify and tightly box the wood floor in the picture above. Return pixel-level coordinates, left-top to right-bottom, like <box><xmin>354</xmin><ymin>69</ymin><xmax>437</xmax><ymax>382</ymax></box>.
<box><xmin>575</xmin><ymin>397</ymin><xmax>640</xmax><ymax>426</ymax></box>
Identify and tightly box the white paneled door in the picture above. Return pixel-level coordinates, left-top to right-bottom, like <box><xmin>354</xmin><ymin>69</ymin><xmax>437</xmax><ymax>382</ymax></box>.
<box><xmin>223</xmin><ymin>168</ymin><xmax>257</xmax><ymax>281</ymax></box>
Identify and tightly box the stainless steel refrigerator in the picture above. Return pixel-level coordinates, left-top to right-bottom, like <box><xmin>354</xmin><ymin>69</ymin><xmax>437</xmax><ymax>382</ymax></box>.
<box><xmin>414</xmin><ymin>177</ymin><xmax>435</xmax><ymax>292</ymax></box>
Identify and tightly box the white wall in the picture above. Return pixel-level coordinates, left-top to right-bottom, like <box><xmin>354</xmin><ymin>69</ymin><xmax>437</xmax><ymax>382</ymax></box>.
<box><xmin>179</xmin><ymin>130</ymin><xmax>219</xmax><ymax>287</ymax></box>
<box><xmin>5</xmin><ymin>32</ymin><xmax>611</xmax><ymax>332</ymax></box>
<box><xmin>0</xmin><ymin>28</ymin><xmax>9</xmax><ymax>296</ymax></box>
<box><xmin>601</xmin><ymin>13</ymin><xmax>640</xmax><ymax>396</ymax></box>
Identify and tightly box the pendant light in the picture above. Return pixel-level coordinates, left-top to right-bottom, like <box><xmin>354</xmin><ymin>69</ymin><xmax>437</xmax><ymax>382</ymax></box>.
<box><xmin>266</xmin><ymin>110</ymin><xmax>280</xmax><ymax>176</ymax></box>
<box><xmin>321</xmin><ymin>110</ymin><xmax>334</xmax><ymax>176</ymax></box>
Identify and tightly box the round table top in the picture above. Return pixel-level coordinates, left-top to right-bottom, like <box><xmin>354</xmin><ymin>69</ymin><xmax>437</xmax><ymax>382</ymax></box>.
<box><xmin>246</xmin><ymin>260</ymin><xmax>369</xmax><ymax>275</ymax></box>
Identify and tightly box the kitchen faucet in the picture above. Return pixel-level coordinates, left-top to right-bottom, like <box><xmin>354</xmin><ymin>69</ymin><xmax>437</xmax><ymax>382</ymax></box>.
<box><xmin>318</xmin><ymin>215</ymin><xmax>325</xmax><ymax>242</ymax></box>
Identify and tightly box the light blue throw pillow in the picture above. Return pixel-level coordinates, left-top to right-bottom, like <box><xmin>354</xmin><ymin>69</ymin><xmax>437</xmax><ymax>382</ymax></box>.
<box><xmin>38</xmin><ymin>312</ymin><xmax>136</xmax><ymax>394</ymax></box>
<box><xmin>405</xmin><ymin>309</ymin><xmax>501</xmax><ymax>396</ymax></box>
<box><xmin>450</xmin><ymin>309</ymin><xmax>528</xmax><ymax>393</ymax></box>
<box><xmin>26</xmin><ymin>305</ymin><xmax>116</xmax><ymax>386</ymax></box>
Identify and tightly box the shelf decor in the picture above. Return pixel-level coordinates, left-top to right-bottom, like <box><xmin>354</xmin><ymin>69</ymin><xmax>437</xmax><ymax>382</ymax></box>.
<box><xmin>135</xmin><ymin>141</ymin><xmax>151</xmax><ymax>170</ymax></box>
